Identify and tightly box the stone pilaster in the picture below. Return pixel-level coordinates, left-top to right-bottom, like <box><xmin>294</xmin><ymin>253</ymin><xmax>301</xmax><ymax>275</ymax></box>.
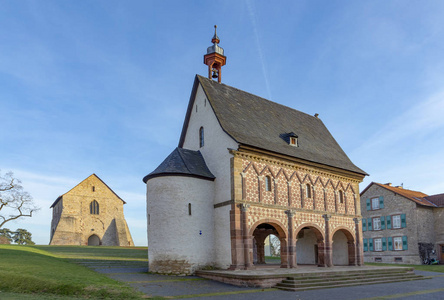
<box><xmin>323</xmin><ymin>214</ymin><xmax>333</xmax><ymax>267</ymax></box>
<box><xmin>354</xmin><ymin>217</ymin><xmax>363</xmax><ymax>266</ymax></box>
<box><xmin>241</xmin><ymin>203</ymin><xmax>253</xmax><ymax>269</ymax></box>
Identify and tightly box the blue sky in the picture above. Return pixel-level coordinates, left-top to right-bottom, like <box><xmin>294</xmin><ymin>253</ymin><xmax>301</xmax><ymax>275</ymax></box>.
<box><xmin>1</xmin><ymin>1</ymin><xmax>444</xmax><ymax>245</ymax></box>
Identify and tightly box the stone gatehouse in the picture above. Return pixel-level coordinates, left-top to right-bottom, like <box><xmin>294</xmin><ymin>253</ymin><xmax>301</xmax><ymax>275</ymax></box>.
<box><xmin>50</xmin><ymin>174</ymin><xmax>134</xmax><ymax>246</ymax></box>
<box><xmin>143</xmin><ymin>29</ymin><xmax>367</xmax><ymax>275</ymax></box>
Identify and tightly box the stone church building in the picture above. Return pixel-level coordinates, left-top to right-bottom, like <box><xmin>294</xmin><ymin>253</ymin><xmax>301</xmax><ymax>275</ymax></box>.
<box><xmin>143</xmin><ymin>28</ymin><xmax>367</xmax><ymax>275</ymax></box>
<box><xmin>50</xmin><ymin>174</ymin><xmax>134</xmax><ymax>246</ymax></box>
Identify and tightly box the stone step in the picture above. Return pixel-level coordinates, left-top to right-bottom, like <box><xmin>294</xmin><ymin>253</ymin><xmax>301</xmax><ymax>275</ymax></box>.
<box><xmin>277</xmin><ymin>274</ymin><xmax>423</xmax><ymax>289</ymax></box>
<box><xmin>276</xmin><ymin>276</ymin><xmax>427</xmax><ymax>292</ymax></box>
<box><xmin>284</xmin><ymin>269</ymin><xmax>413</xmax><ymax>280</ymax></box>
<box><xmin>282</xmin><ymin>271</ymin><xmax>416</xmax><ymax>284</ymax></box>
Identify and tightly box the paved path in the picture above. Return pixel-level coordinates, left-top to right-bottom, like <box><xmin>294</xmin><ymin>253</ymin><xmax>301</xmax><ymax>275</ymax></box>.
<box><xmin>82</xmin><ymin>261</ymin><xmax>444</xmax><ymax>299</ymax></box>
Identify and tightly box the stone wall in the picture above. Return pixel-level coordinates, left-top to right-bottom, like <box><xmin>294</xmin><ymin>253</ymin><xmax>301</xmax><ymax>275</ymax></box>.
<box><xmin>50</xmin><ymin>174</ymin><xmax>134</xmax><ymax>246</ymax></box>
<box><xmin>361</xmin><ymin>184</ymin><xmax>423</xmax><ymax>264</ymax></box>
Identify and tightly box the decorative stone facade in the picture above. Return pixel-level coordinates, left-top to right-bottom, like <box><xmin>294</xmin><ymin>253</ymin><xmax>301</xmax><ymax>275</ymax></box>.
<box><xmin>361</xmin><ymin>182</ymin><xmax>444</xmax><ymax>264</ymax></box>
<box><xmin>228</xmin><ymin>150</ymin><xmax>364</xmax><ymax>270</ymax></box>
<box><xmin>50</xmin><ymin>174</ymin><xmax>134</xmax><ymax>246</ymax></box>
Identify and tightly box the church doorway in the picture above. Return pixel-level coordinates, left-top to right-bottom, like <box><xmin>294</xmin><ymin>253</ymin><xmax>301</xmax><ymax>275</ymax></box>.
<box><xmin>88</xmin><ymin>234</ymin><xmax>101</xmax><ymax>246</ymax></box>
<box><xmin>251</xmin><ymin>222</ymin><xmax>287</xmax><ymax>268</ymax></box>
<box><xmin>332</xmin><ymin>228</ymin><xmax>355</xmax><ymax>265</ymax></box>
<box><xmin>296</xmin><ymin>226</ymin><xmax>324</xmax><ymax>266</ymax></box>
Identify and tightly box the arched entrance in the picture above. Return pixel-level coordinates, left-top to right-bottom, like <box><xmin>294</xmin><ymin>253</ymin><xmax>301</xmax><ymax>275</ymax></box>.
<box><xmin>88</xmin><ymin>234</ymin><xmax>101</xmax><ymax>246</ymax></box>
<box><xmin>295</xmin><ymin>225</ymin><xmax>325</xmax><ymax>266</ymax></box>
<box><xmin>251</xmin><ymin>222</ymin><xmax>288</xmax><ymax>268</ymax></box>
<box><xmin>332</xmin><ymin>228</ymin><xmax>355</xmax><ymax>265</ymax></box>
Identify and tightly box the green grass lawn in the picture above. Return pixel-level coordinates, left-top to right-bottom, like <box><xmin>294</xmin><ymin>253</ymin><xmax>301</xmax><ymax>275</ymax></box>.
<box><xmin>0</xmin><ymin>245</ymin><xmax>148</xmax><ymax>299</ymax></box>
<box><xmin>366</xmin><ymin>262</ymin><xmax>444</xmax><ymax>273</ymax></box>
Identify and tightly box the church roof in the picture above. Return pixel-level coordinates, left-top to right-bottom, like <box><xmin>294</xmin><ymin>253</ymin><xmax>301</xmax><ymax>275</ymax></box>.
<box><xmin>50</xmin><ymin>174</ymin><xmax>125</xmax><ymax>208</ymax></box>
<box><xmin>143</xmin><ymin>147</ymin><xmax>215</xmax><ymax>183</ymax></box>
<box><xmin>179</xmin><ymin>75</ymin><xmax>367</xmax><ymax>176</ymax></box>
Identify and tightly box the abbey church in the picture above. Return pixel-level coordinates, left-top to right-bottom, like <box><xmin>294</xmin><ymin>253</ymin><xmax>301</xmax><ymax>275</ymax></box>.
<box><xmin>50</xmin><ymin>174</ymin><xmax>134</xmax><ymax>246</ymax></box>
<box><xmin>144</xmin><ymin>27</ymin><xmax>367</xmax><ymax>275</ymax></box>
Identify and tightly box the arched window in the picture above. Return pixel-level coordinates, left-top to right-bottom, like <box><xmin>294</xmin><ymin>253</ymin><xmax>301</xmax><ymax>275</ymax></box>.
<box><xmin>306</xmin><ymin>183</ymin><xmax>312</xmax><ymax>198</ymax></box>
<box><xmin>265</xmin><ymin>176</ymin><xmax>272</xmax><ymax>191</ymax></box>
<box><xmin>90</xmin><ymin>200</ymin><xmax>99</xmax><ymax>215</ymax></box>
<box><xmin>188</xmin><ymin>203</ymin><xmax>192</xmax><ymax>216</ymax></box>
<box><xmin>339</xmin><ymin>190</ymin><xmax>344</xmax><ymax>203</ymax></box>
<box><xmin>199</xmin><ymin>127</ymin><xmax>204</xmax><ymax>148</ymax></box>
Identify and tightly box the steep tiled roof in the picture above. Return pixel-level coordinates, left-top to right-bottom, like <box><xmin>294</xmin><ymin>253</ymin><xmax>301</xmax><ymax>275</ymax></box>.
<box><xmin>361</xmin><ymin>182</ymin><xmax>436</xmax><ymax>207</ymax></box>
<box><xmin>143</xmin><ymin>147</ymin><xmax>215</xmax><ymax>183</ymax></box>
<box><xmin>179</xmin><ymin>75</ymin><xmax>366</xmax><ymax>176</ymax></box>
<box><xmin>425</xmin><ymin>193</ymin><xmax>444</xmax><ymax>207</ymax></box>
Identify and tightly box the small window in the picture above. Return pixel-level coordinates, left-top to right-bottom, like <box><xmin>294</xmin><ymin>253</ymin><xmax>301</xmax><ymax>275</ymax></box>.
<box><xmin>199</xmin><ymin>127</ymin><xmax>204</xmax><ymax>148</ymax></box>
<box><xmin>371</xmin><ymin>197</ymin><xmax>380</xmax><ymax>210</ymax></box>
<box><xmin>375</xmin><ymin>257</ymin><xmax>382</xmax><ymax>262</ymax></box>
<box><xmin>374</xmin><ymin>238</ymin><xmax>382</xmax><ymax>251</ymax></box>
<box><xmin>394</xmin><ymin>257</ymin><xmax>403</xmax><ymax>262</ymax></box>
<box><xmin>393</xmin><ymin>237</ymin><xmax>403</xmax><ymax>251</ymax></box>
<box><xmin>290</xmin><ymin>137</ymin><xmax>298</xmax><ymax>147</ymax></box>
<box><xmin>306</xmin><ymin>183</ymin><xmax>312</xmax><ymax>198</ymax></box>
<box><xmin>392</xmin><ymin>215</ymin><xmax>401</xmax><ymax>229</ymax></box>
<box><xmin>92</xmin><ymin>186</ymin><xmax>95</xmax><ymax>192</ymax></box>
<box><xmin>373</xmin><ymin>217</ymin><xmax>381</xmax><ymax>230</ymax></box>
<box><xmin>265</xmin><ymin>176</ymin><xmax>272</xmax><ymax>192</ymax></box>
<box><xmin>188</xmin><ymin>203</ymin><xmax>192</xmax><ymax>216</ymax></box>
<box><xmin>339</xmin><ymin>190</ymin><xmax>344</xmax><ymax>203</ymax></box>
<box><xmin>90</xmin><ymin>200</ymin><xmax>99</xmax><ymax>215</ymax></box>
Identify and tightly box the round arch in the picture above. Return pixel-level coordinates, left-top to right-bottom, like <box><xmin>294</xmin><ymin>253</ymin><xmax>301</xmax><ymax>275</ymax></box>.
<box><xmin>294</xmin><ymin>223</ymin><xmax>325</xmax><ymax>242</ymax></box>
<box><xmin>88</xmin><ymin>234</ymin><xmax>101</xmax><ymax>246</ymax></box>
<box><xmin>331</xmin><ymin>226</ymin><xmax>356</xmax><ymax>266</ymax></box>
<box><xmin>249</xmin><ymin>219</ymin><xmax>288</xmax><ymax>268</ymax></box>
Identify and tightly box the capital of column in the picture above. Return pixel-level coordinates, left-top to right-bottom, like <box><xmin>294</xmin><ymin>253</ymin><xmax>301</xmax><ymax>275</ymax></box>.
<box><xmin>240</xmin><ymin>172</ymin><xmax>246</xmax><ymax>178</ymax></box>
<box><xmin>323</xmin><ymin>214</ymin><xmax>332</xmax><ymax>221</ymax></box>
<box><xmin>353</xmin><ymin>217</ymin><xmax>362</xmax><ymax>224</ymax></box>
<box><xmin>285</xmin><ymin>209</ymin><xmax>296</xmax><ymax>218</ymax></box>
<box><xmin>240</xmin><ymin>203</ymin><xmax>250</xmax><ymax>212</ymax></box>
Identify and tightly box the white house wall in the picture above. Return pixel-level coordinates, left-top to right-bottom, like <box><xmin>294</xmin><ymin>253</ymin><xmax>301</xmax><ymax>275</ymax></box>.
<box><xmin>182</xmin><ymin>83</ymin><xmax>239</xmax><ymax>268</ymax></box>
<box><xmin>147</xmin><ymin>176</ymin><xmax>214</xmax><ymax>274</ymax></box>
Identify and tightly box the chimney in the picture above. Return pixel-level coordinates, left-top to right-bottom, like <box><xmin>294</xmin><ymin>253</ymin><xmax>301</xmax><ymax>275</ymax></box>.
<box><xmin>395</xmin><ymin>185</ymin><xmax>403</xmax><ymax>189</ymax></box>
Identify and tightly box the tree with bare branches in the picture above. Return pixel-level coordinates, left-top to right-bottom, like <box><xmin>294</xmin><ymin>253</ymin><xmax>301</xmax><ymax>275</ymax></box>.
<box><xmin>0</xmin><ymin>171</ymin><xmax>39</xmax><ymax>228</ymax></box>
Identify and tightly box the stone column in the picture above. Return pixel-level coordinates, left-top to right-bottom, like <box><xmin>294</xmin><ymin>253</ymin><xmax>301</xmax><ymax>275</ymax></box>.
<box><xmin>255</xmin><ymin>236</ymin><xmax>266</xmax><ymax>264</ymax></box>
<box><xmin>286</xmin><ymin>209</ymin><xmax>297</xmax><ymax>268</ymax></box>
<box><xmin>241</xmin><ymin>203</ymin><xmax>253</xmax><ymax>269</ymax></box>
<box><xmin>323</xmin><ymin>214</ymin><xmax>333</xmax><ymax>267</ymax></box>
<box><xmin>354</xmin><ymin>217</ymin><xmax>363</xmax><ymax>266</ymax></box>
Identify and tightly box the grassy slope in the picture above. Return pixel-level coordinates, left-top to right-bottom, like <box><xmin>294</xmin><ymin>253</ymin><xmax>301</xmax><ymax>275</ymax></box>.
<box><xmin>0</xmin><ymin>245</ymin><xmax>148</xmax><ymax>299</ymax></box>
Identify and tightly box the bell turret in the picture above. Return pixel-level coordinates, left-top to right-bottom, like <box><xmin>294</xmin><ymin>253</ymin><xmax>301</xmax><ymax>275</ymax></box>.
<box><xmin>204</xmin><ymin>25</ymin><xmax>226</xmax><ymax>83</ymax></box>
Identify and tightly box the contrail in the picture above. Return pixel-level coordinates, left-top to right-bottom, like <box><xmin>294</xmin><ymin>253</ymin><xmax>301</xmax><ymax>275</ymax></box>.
<box><xmin>246</xmin><ymin>0</ymin><xmax>272</xmax><ymax>100</ymax></box>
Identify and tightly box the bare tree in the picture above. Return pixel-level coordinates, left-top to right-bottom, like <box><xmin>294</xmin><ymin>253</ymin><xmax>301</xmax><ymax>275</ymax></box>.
<box><xmin>269</xmin><ymin>234</ymin><xmax>281</xmax><ymax>257</ymax></box>
<box><xmin>0</xmin><ymin>171</ymin><xmax>39</xmax><ymax>228</ymax></box>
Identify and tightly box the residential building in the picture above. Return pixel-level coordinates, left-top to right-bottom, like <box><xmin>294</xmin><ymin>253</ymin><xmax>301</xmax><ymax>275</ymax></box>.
<box><xmin>361</xmin><ymin>182</ymin><xmax>444</xmax><ymax>264</ymax></box>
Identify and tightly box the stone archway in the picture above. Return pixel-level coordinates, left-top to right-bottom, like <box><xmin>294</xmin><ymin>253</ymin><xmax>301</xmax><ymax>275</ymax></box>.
<box><xmin>332</xmin><ymin>227</ymin><xmax>355</xmax><ymax>266</ymax></box>
<box><xmin>88</xmin><ymin>234</ymin><xmax>101</xmax><ymax>246</ymax></box>
<box><xmin>250</xmin><ymin>221</ymin><xmax>288</xmax><ymax>268</ymax></box>
<box><xmin>295</xmin><ymin>224</ymin><xmax>325</xmax><ymax>267</ymax></box>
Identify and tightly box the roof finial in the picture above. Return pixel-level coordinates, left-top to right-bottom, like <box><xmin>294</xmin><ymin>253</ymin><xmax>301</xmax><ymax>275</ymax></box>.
<box><xmin>212</xmin><ymin>25</ymin><xmax>220</xmax><ymax>44</ymax></box>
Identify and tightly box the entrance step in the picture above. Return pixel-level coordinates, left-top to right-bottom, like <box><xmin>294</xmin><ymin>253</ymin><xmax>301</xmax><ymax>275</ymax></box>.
<box><xmin>275</xmin><ymin>268</ymin><xmax>426</xmax><ymax>291</ymax></box>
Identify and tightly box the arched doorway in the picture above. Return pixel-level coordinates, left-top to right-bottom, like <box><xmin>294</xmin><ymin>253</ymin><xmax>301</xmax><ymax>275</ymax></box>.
<box><xmin>251</xmin><ymin>222</ymin><xmax>287</xmax><ymax>268</ymax></box>
<box><xmin>332</xmin><ymin>228</ymin><xmax>355</xmax><ymax>265</ymax></box>
<box><xmin>88</xmin><ymin>234</ymin><xmax>100</xmax><ymax>246</ymax></box>
<box><xmin>295</xmin><ymin>225</ymin><xmax>324</xmax><ymax>266</ymax></box>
